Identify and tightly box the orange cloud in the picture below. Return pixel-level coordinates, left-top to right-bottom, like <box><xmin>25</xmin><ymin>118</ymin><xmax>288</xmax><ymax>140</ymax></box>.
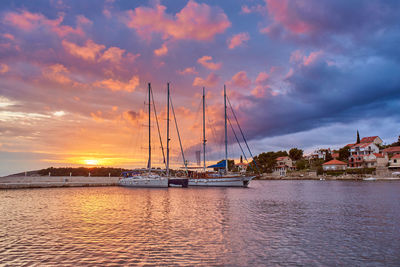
<box><xmin>126</xmin><ymin>0</ymin><xmax>230</xmax><ymax>41</ymax></box>
<box><xmin>197</xmin><ymin>56</ymin><xmax>222</xmax><ymax>70</ymax></box>
<box><xmin>230</xmin><ymin>71</ymin><xmax>251</xmax><ymax>88</ymax></box>
<box><xmin>99</xmin><ymin>47</ymin><xmax>126</xmax><ymax>63</ymax></box>
<box><xmin>0</xmin><ymin>63</ymin><xmax>9</xmax><ymax>74</ymax></box>
<box><xmin>178</xmin><ymin>67</ymin><xmax>198</xmax><ymax>75</ymax></box>
<box><xmin>154</xmin><ymin>43</ymin><xmax>168</xmax><ymax>56</ymax></box>
<box><xmin>42</xmin><ymin>64</ymin><xmax>72</xmax><ymax>84</ymax></box>
<box><xmin>94</xmin><ymin>76</ymin><xmax>139</xmax><ymax>92</ymax></box>
<box><xmin>228</xmin><ymin>32</ymin><xmax>249</xmax><ymax>49</ymax></box>
<box><xmin>4</xmin><ymin>10</ymin><xmax>85</xmax><ymax>37</ymax></box>
<box><xmin>62</xmin><ymin>39</ymin><xmax>105</xmax><ymax>61</ymax></box>
<box><xmin>193</xmin><ymin>73</ymin><xmax>220</xmax><ymax>87</ymax></box>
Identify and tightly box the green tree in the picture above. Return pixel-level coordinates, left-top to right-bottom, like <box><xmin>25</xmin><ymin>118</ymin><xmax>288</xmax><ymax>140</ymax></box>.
<box><xmin>325</xmin><ymin>151</ymin><xmax>333</xmax><ymax>162</ymax></box>
<box><xmin>247</xmin><ymin>150</ymin><xmax>288</xmax><ymax>173</ymax></box>
<box><xmin>296</xmin><ymin>159</ymin><xmax>307</xmax><ymax>170</ymax></box>
<box><xmin>338</xmin><ymin>146</ymin><xmax>350</xmax><ymax>161</ymax></box>
<box><xmin>289</xmin><ymin>148</ymin><xmax>303</xmax><ymax>161</ymax></box>
<box><xmin>356</xmin><ymin>130</ymin><xmax>360</xmax><ymax>144</ymax></box>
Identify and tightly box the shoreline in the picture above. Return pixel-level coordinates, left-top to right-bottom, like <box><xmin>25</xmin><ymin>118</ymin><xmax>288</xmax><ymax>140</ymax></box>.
<box><xmin>1</xmin><ymin>175</ymin><xmax>399</xmax><ymax>189</ymax></box>
<box><xmin>0</xmin><ymin>176</ymin><xmax>119</xmax><ymax>189</ymax></box>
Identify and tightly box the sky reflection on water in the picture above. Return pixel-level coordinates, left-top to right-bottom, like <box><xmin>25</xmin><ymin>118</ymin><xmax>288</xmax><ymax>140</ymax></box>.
<box><xmin>1</xmin><ymin>181</ymin><xmax>400</xmax><ymax>266</ymax></box>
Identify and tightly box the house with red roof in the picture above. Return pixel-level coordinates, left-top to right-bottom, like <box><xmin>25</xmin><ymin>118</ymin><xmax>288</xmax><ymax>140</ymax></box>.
<box><xmin>388</xmin><ymin>154</ymin><xmax>400</xmax><ymax>170</ymax></box>
<box><xmin>273</xmin><ymin>156</ymin><xmax>296</xmax><ymax>176</ymax></box>
<box><xmin>322</xmin><ymin>159</ymin><xmax>347</xmax><ymax>171</ymax></box>
<box><xmin>382</xmin><ymin>146</ymin><xmax>400</xmax><ymax>157</ymax></box>
<box><xmin>360</xmin><ymin>136</ymin><xmax>383</xmax><ymax>145</ymax></box>
<box><xmin>349</xmin><ymin>142</ymin><xmax>379</xmax><ymax>157</ymax></box>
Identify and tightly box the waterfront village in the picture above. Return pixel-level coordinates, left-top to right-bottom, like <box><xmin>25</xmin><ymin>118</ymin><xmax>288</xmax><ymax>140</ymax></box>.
<box><xmin>237</xmin><ymin>132</ymin><xmax>400</xmax><ymax>179</ymax></box>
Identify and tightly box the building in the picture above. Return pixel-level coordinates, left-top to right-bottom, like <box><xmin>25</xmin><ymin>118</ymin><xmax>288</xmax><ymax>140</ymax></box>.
<box><xmin>332</xmin><ymin>153</ymin><xmax>339</xmax><ymax>159</ymax></box>
<box><xmin>348</xmin><ymin>153</ymin><xmax>388</xmax><ymax>168</ymax></box>
<box><xmin>349</xmin><ymin>142</ymin><xmax>379</xmax><ymax>156</ymax></box>
<box><xmin>273</xmin><ymin>156</ymin><xmax>296</xmax><ymax>176</ymax></box>
<box><xmin>360</xmin><ymin>136</ymin><xmax>383</xmax><ymax>145</ymax></box>
<box><xmin>322</xmin><ymin>160</ymin><xmax>347</xmax><ymax>171</ymax></box>
<box><xmin>388</xmin><ymin>154</ymin><xmax>400</xmax><ymax>170</ymax></box>
<box><xmin>382</xmin><ymin>146</ymin><xmax>400</xmax><ymax>157</ymax></box>
<box><xmin>310</xmin><ymin>148</ymin><xmax>331</xmax><ymax>160</ymax></box>
<box><xmin>235</xmin><ymin>162</ymin><xmax>248</xmax><ymax>173</ymax></box>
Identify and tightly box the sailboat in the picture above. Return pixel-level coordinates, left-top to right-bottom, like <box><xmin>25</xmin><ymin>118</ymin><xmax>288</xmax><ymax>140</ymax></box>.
<box><xmin>118</xmin><ymin>83</ymin><xmax>169</xmax><ymax>188</ymax></box>
<box><xmin>188</xmin><ymin>86</ymin><xmax>256</xmax><ymax>187</ymax></box>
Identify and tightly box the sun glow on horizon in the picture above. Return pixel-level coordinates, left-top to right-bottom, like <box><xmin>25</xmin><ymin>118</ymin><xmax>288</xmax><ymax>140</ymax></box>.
<box><xmin>83</xmin><ymin>159</ymin><xmax>100</xmax><ymax>165</ymax></box>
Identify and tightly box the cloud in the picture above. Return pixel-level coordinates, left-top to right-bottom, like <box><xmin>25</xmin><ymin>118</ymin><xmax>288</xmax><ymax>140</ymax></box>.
<box><xmin>229</xmin><ymin>71</ymin><xmax>251</xmax><ymax>88</ymax></box>
<box><xmin>255</xmin><ymin>72</ymin><xmax>269</xmax><ymax>84</ymax></box>
<box><xmin>228</xmin><ymin>32</ymin><xmax>250</xmax><ymax>49</ymax></box>
<box><xmin>154</xmin><ymin>43</ymin><xmax>168</xmax><ymax>56</ymax></box>
<box><xmin>4</xmin><ymin>10</ymin><xmax>85</xmax><ymax>37</ymax></box>
<box><xmin>178</xmin><ymin>67</ymin><xmax>198</xmax><ymax>75</ymax></box>
<box><xmin>235</xmin><ymin>54</ymin><xmax>400</xmax><ymax>141</ymax></box>
<box><xmin>93</xmin><ymin>76</ymin><xmax>139</xmax><ymax>92</ymax></box>
<box><xmin>62</xmin><ymin>39</ymin><xmax>105</xmax><ymax>61</ymax></box>
<box><xmin>197</xmin><ymin>56</ymin><xmax>222</xmax><ymax>70</ymax></box>
<box><xmin>193</xmin><ymin>73</ymin><xmax>220</xmax><ymax>87</ymax></box>
<box><xmin>99</xmin><ymin>47</ymin><xmax>126</xmax><ymax>63</ymax></box>
<box><xmin>125</xmin><ymin>0</ymin><xmax>230</xmax><ymax>41</ymax></box>
<box><xmin>290</xmin><ymin>50</ymin><xmax>324</xmax><ymax>66</ymax></box>
<box><xmin>42</xmin><ymin>64</ymin><xmax>72</xmax><ymax>84</ymax></box>
<box><xmin>0</xmin><ymin>63</ymin><xmax>9</xmax><ymax>74</ymax></box>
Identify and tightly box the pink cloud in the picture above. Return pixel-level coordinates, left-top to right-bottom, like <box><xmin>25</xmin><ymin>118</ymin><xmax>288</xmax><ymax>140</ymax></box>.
<box><xmin>99</xmin><ymin>47</ymin><xmax>126</xmax><ymax>63</ymax></box>
<box><xmin>4</xmin><ymin>10</ymin><xmax>85</xmax><ymax>37</ymax></box>
<box><xmin>265</xmin><ymin>0</ymin><xmax>312</xmax><ymax>34</ymax></box>
<box><xmin>178</xmin><ymin>67</ymin><xmax>198</xmax><ymax>75</ymax></box>
<box><xmin>228</xmin><ymin>32</ymin><xmax>250</xmax><ymax>49</ymax></box>
<box><xmin>241</xmin><ymin>4</ymin><xmax>266</xmax><ymax>14</ymax></box>
<box><xmin>251</xmin><ymin>86</ymin><xmax>267</xmax><ymax>98</ymax></box>
<box><xmin>193</xmin><ymin>73</ymin><xmax>220</xmax><ymax>87</ymax></box>
<box><xmin>2</xmin><ymin>33</ymin><xmax>15</xmax><ymax>40</ymax></box>
<box><xmin>230</xmin><ymin>71</ymin><xmax>251</xmax><ymax>88</ymax></box>
<box><xmin>290</xmin><ymin>50</ymin><xmax>323</xmax><ymax>66</ymax></box>
<box><xmin>126</xmin><ymin>0</ymin><xmax>231</xmax><ymax>41</ymax></box>
<box><xmin>42</xmin><ymin>64</ymin><xmax>72</xmax><ymax>84</ymax></box>
<box><xmin>93</xmin><ymin>76</ymin><xmax>139</xmax><ymax>92</ymax></box>
<box><xmin>62</xmin><ymin>40</ymin><xmax>105</xmax><ymax>61</ymax></box>
<box><xmin>197</xmin><ymin>56</ymin><xmax>222</xmax><ymax>70</ymax></box>
<box><xmin>255</xmin><ymin>72</ymin><xmax>269</xmax><ymax>84</ymax></box>
<box><xmin>0</xmin><ymin>63</ymin><xmax>9</xmax><ymax>74</ymax></box>
<box><xmin>154</xmin><ymin>43</ymin><xmax>168</xmax><ymax>56</ymax></box>
<box><xmin>303</xmin><ymin>50</ymin><xmax>323</xmax><ymax>66</ymax></box>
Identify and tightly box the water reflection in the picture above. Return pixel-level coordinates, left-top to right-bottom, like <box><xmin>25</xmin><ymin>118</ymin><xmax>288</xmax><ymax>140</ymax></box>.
<box><xmin>1</xmin><ymin>181</ymin><xmax>400</xmax><ymax>265</ymax></box>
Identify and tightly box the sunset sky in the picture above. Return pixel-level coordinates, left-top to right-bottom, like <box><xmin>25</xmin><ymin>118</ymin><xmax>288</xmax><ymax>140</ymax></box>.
<box><xmin>1</xmin><ymin>0</ymin><xmax>400</xmax><ymax>176</ymax></box>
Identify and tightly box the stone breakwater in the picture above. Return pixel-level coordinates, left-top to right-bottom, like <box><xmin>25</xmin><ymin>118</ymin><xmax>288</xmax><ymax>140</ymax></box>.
<box><xmin>0</xmin><ymin>176</ymin><xmax>119</xmax><ymax>189</ymax></box>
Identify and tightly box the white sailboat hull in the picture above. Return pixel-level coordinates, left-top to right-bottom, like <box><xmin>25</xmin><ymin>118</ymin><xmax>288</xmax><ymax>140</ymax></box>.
<box><xmin>188</xmin><ymin>176</ymin><xmax>255</xmax><ymax>187</ymax></box>
<box><xmin>119</xmin><ymin>176</ymin><xmax>168</xmax><ymax>188</ymax></box>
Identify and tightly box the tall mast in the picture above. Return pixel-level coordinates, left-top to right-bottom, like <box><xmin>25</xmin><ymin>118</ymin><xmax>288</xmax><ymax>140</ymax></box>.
<box><xmin>203</xmin><ymin>87</ymin><xmax>206</xmax><ymax>172</ymax></box>
<box><xmin>224</xmin><ymin>85</ymin><xmax>228</xmax><ymax>174</ymax></box>
<box><xmin>166</xmin><ymin>83</ymin><xmax>170</xmax><ymax>176</ymax></box>
<box><xmin>148</xmin><ymin>82</ymin><xmax>151</xmax><ymax>175</ymax></box>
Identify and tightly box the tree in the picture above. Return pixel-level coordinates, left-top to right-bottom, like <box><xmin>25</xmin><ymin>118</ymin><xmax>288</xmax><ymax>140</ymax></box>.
<box><xmin>289</xmin><ymin>148</ymin><xmax>303</xmax><ymax>161</ymax></box>
<box><xmin>247</xmin><ymin>150</ymin><xmax>288</xmax><ymax>173</ymax></box>
<box><xmin>296</xmin><ymin>159</ymin><xmax>307</xmax><ymax>170</ymax></box>
<box><xmin>356</xmin><ymin>130</ymin><xmax>360</xmax><ymax>144</ymax></box>
<box><xmin>338</xmin><ymin>146</ymin><xmax>350</xmax><ymax>161</ymax></box>
<box><xmin>325</xmin><ymin>151</ymin><xmax>333</xmax><ymax>162</ymax></box>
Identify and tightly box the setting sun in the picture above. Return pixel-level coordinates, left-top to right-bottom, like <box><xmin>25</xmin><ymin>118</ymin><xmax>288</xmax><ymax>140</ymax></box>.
<box><xmin>84</xmin><ymin>159</ymin><xmax>99</xmax><ymax>165</ymax></box>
